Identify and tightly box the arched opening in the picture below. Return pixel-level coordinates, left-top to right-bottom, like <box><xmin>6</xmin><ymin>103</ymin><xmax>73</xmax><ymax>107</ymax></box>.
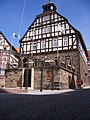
<box><xmin>23</xmin><ymin>57</ymin><xmax>28</xmax><ymax>67</ymax></box>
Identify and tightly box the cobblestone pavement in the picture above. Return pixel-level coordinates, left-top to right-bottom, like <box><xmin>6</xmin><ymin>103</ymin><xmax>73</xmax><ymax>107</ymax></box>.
<box><xmin>0</xmin><ymin>88</ymin><xmax>90</xmax><ymax>120</ymax></box>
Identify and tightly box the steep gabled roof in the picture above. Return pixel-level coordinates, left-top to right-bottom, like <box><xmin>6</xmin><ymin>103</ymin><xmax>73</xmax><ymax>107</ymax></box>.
<box><xmin>19</xmin><ymin>2</ymin><xmax>88</xmax><ymax>58</ymax></box>
<box><xmin>15</xmin><ymin>48</ymin><xmax>20</xmax><ymax>53</ymax></box>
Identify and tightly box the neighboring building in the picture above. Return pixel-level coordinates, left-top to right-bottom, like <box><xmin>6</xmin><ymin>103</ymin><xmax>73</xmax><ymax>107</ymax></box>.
<box><xmin>16</xmin><ymin>48</ymin><xmax>20</xmax><ymax>53</ymax></box>
<box><xmin>0</xmin><ymin>31</ymin><xmax>19</xmax><ymax>87</ymax></box>
<box><xmin>87</xmin><ymin>50</ymin><xmax>90</xmax><ymax>85</ymax></box>
<box><xmin>19</xmin><ymin>2</ymin><xmax>88</xmax><ymax>89</ymax></box>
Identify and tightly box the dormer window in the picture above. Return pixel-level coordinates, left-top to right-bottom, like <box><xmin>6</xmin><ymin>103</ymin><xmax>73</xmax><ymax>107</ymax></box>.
<box><xmin>44</xmin><ymin>6</ymin><xmax>50</xmax><ymax>11</ymax></box>
<box><xmin>42</xmin><ymin>2</ymin><xmax>57</xmax><ymax>12</ymax></box>
<box><xmin>44</xmin><ymin>7</ymin><xmax>47</xmax><ymax>11</ymax></box>
<box><xmin>48</xmin><ymin>6</ymin><xmax>50</xmax><ymax>10</ymax></box>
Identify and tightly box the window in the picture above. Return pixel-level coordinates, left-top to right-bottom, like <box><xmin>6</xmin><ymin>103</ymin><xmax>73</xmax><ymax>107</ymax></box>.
<box><xmin>41</xmin><ymin>40</ymin><xmax>45</xmax><ymax>49</ymax></box>
<box><xmin>39</xmin><ymin>28</ymin><xmax>41</xmax><ymax>34</ymax></box>
<box><xmin>0</xmin><ymin>38</ymin><xmax>3</xmax><ymax>44</ymax></box>
<box><xmin>33</xmin><ymin>42</ymin><xmax>37</xmax><ymax>50</ymax></box>
<box><xmin>44</xmin><ymin>7</ymin><xmax>47</xmax><ymax>12</ymax></box>
<box><xmin>3</xmin><ymin>64</ymin><xmax>6</xmax><ymax>69</ymax></box>
<box><xmin>0</xmin><ymin>68</ymin><xmax>2</xmax><ymax>75</ymax></box>
<box><xmin>43</xmin><ymin>15</ymin><xmax>50</xmax><ymax>21</ymax></box>
<box><xmin>42</xmin><ymin>26</ymin><xmax>51</xmax><ymax>34</ymax></box>
<box><xmin>48</xmin><ymin>6</ymin><xmax>50</xmax><ymax>10</ymax></box>
<box><xmin>52</xmin><ymin>38</ymin><xmax>57</xmax><ymax>47</ymax></box>
<box><xmin>58</xmin><ymin>24</ymin><xmax>65</xmax><ymax>33</ymax></box>
<box><xmin>65</xmin><ymin>56</ymin><xmax>71</xmax><ymax>65</ymax></box>
<box><xmin>2</xmin><ymin>56</ymin><xmax>7</xmax><ymax>61</ymax></box>
<box><xmin>47</xmin><ymin>26</ymin><xmax>51</xmax><ymax>33</ymax></box>
<box><xmin>63</xmin><ymin>36</ymin><xmax>68</xmax><ymax>46</ymax></box>
<box><xmin>33</xmin><ymin>30</ymin><xmax>36</xmax><ymax>36</ymax></box>
<box><xmin>0</xmin><ymin>38</ymin><xmax>1</xmax><ymax>41</ymax></box>
<box><xmin>0</xmin><ymin>68</ymin><xmax>5</xmax><ymax>75</ymax></box>
<box><xmin>42</xmin><ymin>27</ymin><xmax>46</xmax><ymax>34</ymax></box>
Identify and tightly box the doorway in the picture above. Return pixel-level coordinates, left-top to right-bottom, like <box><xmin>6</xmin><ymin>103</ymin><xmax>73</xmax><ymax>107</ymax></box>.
<box><xmin>23</xmin><ymin>69</ymin><xmax>31</xmax><ymax>87</ymax></box>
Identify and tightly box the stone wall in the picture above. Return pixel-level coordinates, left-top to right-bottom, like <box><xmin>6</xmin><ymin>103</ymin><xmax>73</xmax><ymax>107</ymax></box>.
<box><xmin>34</xmin><ymin>67</ymin><xmax>77</xmax><ymax>90</ymax></box>
<box><xmin>59</xmin><ymin>51</ymin><xmax>88</xmax><ymax>86</ymax></box>
<box><xmin>79</xmin><ymin>53</ymin><xmax>88</xmax><ymax>87</ymax></box>
<box><xmin>34</xmin><ymin>69</ymin><xmax>41</xmax><ymax>89</ymax></box>
<box><xmin>5</xmin><ymin>68</ymin><xmax>22</xmax><ymax>88</ymax></box>
<box><xmin>5</xmin><ymin>48</ymin><xmax>88</xmax><ymax>89</ymax></box>
<box><xmin>34</xmin><ymin>50</ymin><xmax>88</xmax><ymax>87</ymax></box>
<box><xmin>0</xmin><ymin>75</ymin><xmax>5</xmax><ymax>87</ymax></box>
<box><xmin>5</xmin><ymin>49</ymin><xmax>88</xmax><ymax>89</ymax></box>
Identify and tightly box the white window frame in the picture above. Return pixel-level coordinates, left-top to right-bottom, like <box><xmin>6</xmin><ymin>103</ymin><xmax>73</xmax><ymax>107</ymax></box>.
<box><xmin>42</xmin><ymin>27</ymin><xmax>46</xmax><ymax>34</ymax></box>
<box><xmin>0</xmin><ymin>68</ymin><xmax>5</xmax><ymax>75</ymax></box>
<box><xmin>2</xmin><ymin>55</ymin><xmax>7</xmax><ymax>61</ymax></box>
<box><xmin>52</xmin><ymin>38</ymin><xmax>57</xmax><ymax>47</ymax></box>
<box><xmin>63</xmin><ymin>36</ymin><xmax>68</xmax><ymax>46</ymax></box>
<box><xmin>43</xmin><ymin>15</ymin><xmax>50</xmax><ymax>21</ymax></box>
<box><xmin>33</xmin><ymin>30</ymin><xmax>36</xmax><ymax>36</ymax></box>
<box><xmin>33</xmin><ymin>42</ymin><xmax>37</xmax><ymax>50</ymax></box>
<box><xmin>42</xmin><ymin>26</ymin><xmax>51</xmax><ymax>34</ymax></box>
<box><xmin>47</xmin><ymin>26</ymin><xmax>51</xmax><ymax>33</ymax></box>
<box><xmin>41</xmin><ymin>40</ymin><xmax>45</xmax><ymax>49</ymax></box>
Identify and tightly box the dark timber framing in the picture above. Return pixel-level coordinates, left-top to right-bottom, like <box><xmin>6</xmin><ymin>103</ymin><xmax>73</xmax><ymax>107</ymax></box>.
<box><xmin>19</xmin><ymin>2</ymin><xmax>88</xmax><ymax>84</ymax></box>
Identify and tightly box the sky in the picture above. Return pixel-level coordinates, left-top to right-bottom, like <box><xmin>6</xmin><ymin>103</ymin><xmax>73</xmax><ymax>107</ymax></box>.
<box><xmin>0</xmin><ymin>0</ymin><xmax>90</xmax><ymax>49</ymax></box>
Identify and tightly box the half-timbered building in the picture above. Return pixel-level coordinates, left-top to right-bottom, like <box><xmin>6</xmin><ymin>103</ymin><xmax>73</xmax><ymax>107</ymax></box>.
<box><xmin>0</xmin><ymin>31</ymin><xmax>19</xmax><ymax>87</ymax></box>
<box><xmin>87</xmin><ymin>50</ymin><xmax>90</xmax><ymax>85</ymax></box>
<box><xmin>19</xmin><ymin>2</ymin><xmax>88</xmax><ymax>89</ymax></box>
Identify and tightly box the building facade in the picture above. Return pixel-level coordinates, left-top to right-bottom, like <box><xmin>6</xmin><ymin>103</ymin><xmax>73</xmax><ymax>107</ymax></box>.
<box><xmin>19</xmin><ymin>2</ymin><xmax>88</xmax><ymax>89</ymax></box>
<box><xmin>87</xmin><ymin>51</ymin><xmax>90</xmax><ymax>85</ymax></box>
<box><xmin>0</xmin><ymin>31</ymin><xmax>19</xmax><ymax>87</ymax></box>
